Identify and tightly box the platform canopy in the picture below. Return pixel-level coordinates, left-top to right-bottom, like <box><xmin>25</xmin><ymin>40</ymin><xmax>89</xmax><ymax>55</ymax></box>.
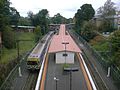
<box><xmin>48</xmin><ymin>24</ymin><xmax>81</xmax><ymax>53</ymax></box>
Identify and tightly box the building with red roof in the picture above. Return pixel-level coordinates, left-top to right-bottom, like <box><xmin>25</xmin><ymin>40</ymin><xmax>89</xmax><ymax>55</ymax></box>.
<box><xmin>48</xmin><ymin>24</ymin><xmax>81</xmax><ymax>64</ymax></box>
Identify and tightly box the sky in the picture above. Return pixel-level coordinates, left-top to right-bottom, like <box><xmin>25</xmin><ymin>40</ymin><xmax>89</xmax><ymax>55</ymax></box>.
<box><xmin>10</xmin><ymin>0</ymin><xmax>120</xmax><ymax>18</ymax></box>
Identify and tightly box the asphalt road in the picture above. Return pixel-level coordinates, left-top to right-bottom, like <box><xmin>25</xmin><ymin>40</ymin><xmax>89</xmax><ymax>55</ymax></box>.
<box><xmin>44</xmin><ymin>54</ymin><xmax>88</xmax><ymax>90</ymax></box>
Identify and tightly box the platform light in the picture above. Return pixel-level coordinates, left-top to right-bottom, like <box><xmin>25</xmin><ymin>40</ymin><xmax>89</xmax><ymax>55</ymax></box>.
<box><xmin>54</xmin><ymin>77</ymin><xmax>59</xmax><ymax>90</ymax></box>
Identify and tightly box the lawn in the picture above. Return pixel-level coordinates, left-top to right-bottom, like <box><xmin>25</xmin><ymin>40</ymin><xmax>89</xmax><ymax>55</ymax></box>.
<box><xmin>0</xmin><ymin>32</ymin><xmax>36</xmax><ymax>64</ymax></box>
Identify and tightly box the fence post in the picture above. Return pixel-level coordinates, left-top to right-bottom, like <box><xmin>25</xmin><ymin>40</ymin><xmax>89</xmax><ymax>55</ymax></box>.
<box><xmin>19</xmin><ymin>67</ymin><xmax>22</xmax><ymax>77</ymax></box>
<box><xmin>107</xmin><ymin>67</ymin><xmax>111</xmax><ymax>77</ymax></box>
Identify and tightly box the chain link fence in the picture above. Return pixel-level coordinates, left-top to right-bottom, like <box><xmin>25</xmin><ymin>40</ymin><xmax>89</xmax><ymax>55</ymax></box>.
<box><xmin>0</xmin><ymin>41</ymin><xmax>38</xmax><ymax>90</ymax></box>
<box><xmin>72</xmin><ymin>30</ymin><xmax>120</xmax><ymax>89</ymax></box>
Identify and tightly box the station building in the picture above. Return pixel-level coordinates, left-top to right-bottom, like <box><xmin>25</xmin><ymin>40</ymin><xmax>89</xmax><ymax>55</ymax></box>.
<box><xmin>48</xmin><ymin>24</ymin><xmax>81</xmax><ymax>64</ymax></box>
<box><xmin>11</xmin><ymin>25</ymin><xmax>35</xmax><ymax>32</ymax></box>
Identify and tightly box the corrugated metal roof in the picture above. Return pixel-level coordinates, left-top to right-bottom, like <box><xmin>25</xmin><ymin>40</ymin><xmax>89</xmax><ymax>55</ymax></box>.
<box><xmin>48</xmin><ymin>24</ymin><xmax>81</xmax><ymax>53</ymax></box>
<box><xmin>11</xmin><ymin>25</ymin><xmax>35</xmax><ymax>29</ymax></box>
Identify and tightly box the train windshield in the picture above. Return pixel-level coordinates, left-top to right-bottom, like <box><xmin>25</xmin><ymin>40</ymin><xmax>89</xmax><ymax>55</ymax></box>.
<box><xmin>27</xmin><ymin>61</ymin><xmax>38</xmax><ymax>65</ymax></box>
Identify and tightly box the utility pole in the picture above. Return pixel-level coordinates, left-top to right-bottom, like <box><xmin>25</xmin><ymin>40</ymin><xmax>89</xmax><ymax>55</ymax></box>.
<box><xmin>16</xmin><ymin>40</ymin><xmax>20</xmax><ymax>60</ymax></box>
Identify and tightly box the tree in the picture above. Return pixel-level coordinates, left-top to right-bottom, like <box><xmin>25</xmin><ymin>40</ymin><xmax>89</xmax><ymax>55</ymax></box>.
<box><xmin>0</xmin><ymin>0</ymin><xmax>10</xmax><ymax>32</ymax></box>
<box><xmin>97</xmin><ymin>0</ymin><xmax>116</xmax><ymax>32</ymax></box>
<box><xmin>109</xmin><ymin>30</ymin><xmax>120</xmax><ymax>67</ymax></box>
<box><xmin>50</xmin><ymin>13</ymin><xmax>68</xmax><ymax>24</ymax></box>
<box><xmin>74</xmin><ymin>4</ymin><xmax>95</xmax><ymax>34</ymax></box>
<box><xmin>97</xmin><ymin>0</ymin><xmax>116</xmax><ymax>17</ymax></box>
<box><xmin>80</xmin><ymin>4</ymin><xmax>95</xmax><ymax>21</ymax></box>
<box><xmin>81</xmin><ymin>21</ymin><xmax>97</xmax><ymax>41</ymax></box>
<box><xmin>98</xmin><ymin>19</ymin><xmax>114</xmax><ymax>32</ymax></box>
<box><xmin>9</xmin><ymin>7</ymin><xmax>20</xmax><ymax>26</ymax></box>
<box><xmin>18</xmin><ymin>17</ymin><xmax>31</xmax><ymax>26</ymax></box>
<box><xmin>27</xmin><ymin>11</ymin><xmax>34</xmax><ymax>25</ymax></box>
<box><xmin>28</xmin><ymin>9</ymin><xmax>49</xmax><ymax>35</ymax></box>
<box><xmin>2</xmin><ymin>26</ymin><xmax>16</xmax><ymax>49</ymax></box>
<box><xmin>34</xmin><ymin>26</ymin><xmax>42</xmax><ymax>42</ymax></box>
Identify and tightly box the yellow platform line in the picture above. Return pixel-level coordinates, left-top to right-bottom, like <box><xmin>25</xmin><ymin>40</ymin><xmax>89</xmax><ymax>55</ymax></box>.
<box><xmin>77</xmin><ymin>53</ymin><xmax>92</xmax><ymax>90</ymax></box>
<box><xmin>40</xmin><ymin>53</ymin><xmax>49</xmax><ymax>90</ymax></box>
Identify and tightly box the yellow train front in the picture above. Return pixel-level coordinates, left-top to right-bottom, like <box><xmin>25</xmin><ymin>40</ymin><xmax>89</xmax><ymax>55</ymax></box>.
<box><xmin>27</xmin><ymin>54</ymin><xmax>41</xmax><ymax>70</ymax></box>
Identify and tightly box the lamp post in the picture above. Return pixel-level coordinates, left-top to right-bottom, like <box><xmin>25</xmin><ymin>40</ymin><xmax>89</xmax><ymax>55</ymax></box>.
<box><xmin>62</xmin><ymin>42</ymin><xmax>69</xmax><ymax>64</ymax></box>
<box><xmin>64</xmin><ymin>67</ymin><xmax>79</xmax><ymax>90</ymax></box>
<box><xmin>54</xmin><ymin>77</ymin><xmax>59</xmax><ymax>90</ymax></box>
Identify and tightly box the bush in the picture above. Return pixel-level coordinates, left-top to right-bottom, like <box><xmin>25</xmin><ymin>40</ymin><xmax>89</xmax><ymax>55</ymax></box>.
<box><xmin>2</xmin><ymin>26</ymin><xmax>16</xmax><ymax>49</ymax></box>
<box><xmin>34</xmin><ymin>26</ymin><xmax>42</xmax><ymax>42</ymax></box>
<box><xmin>81</xmin><ymin>21</ymin><xmax>97</xmax><ymax>41</ymax></box>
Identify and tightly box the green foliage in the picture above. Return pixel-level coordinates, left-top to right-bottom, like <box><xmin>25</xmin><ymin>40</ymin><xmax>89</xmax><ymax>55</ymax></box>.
<box><xmin>18</xmin><ymin>17</ymin><xmax>31</xmax><ymax>26</ymax></box>
<box><xmin>81</xmin><ymin>21</ymin><xmax>97</xmax><ymax>41</ymax></box>
<box><xmin>34</xmin><ymin>26</ymin><xmax>42</xmax><ymax>42</ymax></box>
<box><xmin>97</xmin><ymin>0</ymin><xmax>116</xmax><ymax>17</ymax></box>
<box><xmin>98</xmin><ymin>19</ymin><xmax>114</xmax><ymax>32</ymax></box>
<box><xmin>9</xmin><ymin>7</ymin><xmax>20</xmax><ymax>26</ymax></box>
<box><xmin>1</xmin><ymin>32</ymin><xmax>35</xmax><ymax>63</ymax></box>
<box><xmin>28</xmin><ymin>9</ymin><xmax>49</xmax><ymax>35</ymax></box>
<box><xmin>97</xmin><ymin>0</ymin><xmax>116</xmax><ymax>32</ymax></box>
<box><xmin>90</xmin><ymin>36</ymin><xmax>109</xmax><ymax>52</ymax></box>
<box><xmin>63</xmin><ymin>63</ymin><xmax>70</xmax><ymax>69</ymax></box>
<box><xmin>50</xmin><ymin>13</ymin><xmax>69</xmax><ymax>24</ymax></box>
<box><xmin>80</xmin><ymin>4</ymin><xmax>95</xmax><ymax>21</ymax></box>
<box><xmin>2</xmin><ymin>26</ymin><xmax>16</xmax><ymax>49</ymax></box>
<box><xmin>110</xmin><ymin>30</ymin><xmax>120</xmax><ymax>52</ymax></box>
<box><xmin>109</xmin><ymin>30</ymin><xmax>120</xmax><ymax>67</ymax></box>
<box><xmin>0</xmin><ymin>0</ymin><xmax>10</xmax><ymax>32</ymax></box>
<box><xmin>74</xmin><ymin>4</ymin><xmax>95</xmax><ymax>33</ymax></box>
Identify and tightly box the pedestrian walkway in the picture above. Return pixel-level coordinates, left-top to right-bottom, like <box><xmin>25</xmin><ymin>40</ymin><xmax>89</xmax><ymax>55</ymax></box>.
<box><xmin>45</xmin><ymin>54</ymin><xmax>88</xmax><ymax>90</ymax></box>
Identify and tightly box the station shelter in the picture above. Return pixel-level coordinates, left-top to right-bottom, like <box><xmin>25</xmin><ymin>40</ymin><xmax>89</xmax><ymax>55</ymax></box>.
<box><xmin>48</xmin><ymin>24</ymin><xmax>81</xmax><ymax>64</ymax></box>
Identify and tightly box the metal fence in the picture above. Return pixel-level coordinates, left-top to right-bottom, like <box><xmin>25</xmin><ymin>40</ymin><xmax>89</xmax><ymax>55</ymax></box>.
<box><xmin>0</xmin><ymin>42</ymin><xmax>38</xmax><ymax>90</ymax></box>
<box><xmin>72</xmin><ymin>30</ymin><xmax>120</xmax><ymax>89</ymax></box>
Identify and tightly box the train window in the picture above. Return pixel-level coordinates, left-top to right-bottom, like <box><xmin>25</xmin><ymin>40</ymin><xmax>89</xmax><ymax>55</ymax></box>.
<box><xmin>27</xmin><ymin>61</ymin><xmax>38</xmax><ymax>65</ymax></box>
<box><xmin>41</xmin><ymin>40</ymin><xmax>45</xmax><ymax>43</ymax></box>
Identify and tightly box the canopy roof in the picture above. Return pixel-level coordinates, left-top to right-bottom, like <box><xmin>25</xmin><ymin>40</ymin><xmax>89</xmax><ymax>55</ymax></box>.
<box><xmin>48</xmin><ymin>24</ymin><xmax>81</xmax><ymax>53</ymax></box>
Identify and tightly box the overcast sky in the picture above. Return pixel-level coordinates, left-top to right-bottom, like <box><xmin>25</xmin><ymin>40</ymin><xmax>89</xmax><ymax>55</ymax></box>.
<box><xmin>10</xmin><ymin>0</ymin><xmax>120</xmax><ymax>18</ymax></box>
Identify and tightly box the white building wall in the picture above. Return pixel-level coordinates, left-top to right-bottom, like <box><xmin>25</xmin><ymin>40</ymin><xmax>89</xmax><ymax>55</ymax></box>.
<box><xmin>56</xmin><ymin>51</ymin><xmax>74</xmax><ymax>64</ymax></box>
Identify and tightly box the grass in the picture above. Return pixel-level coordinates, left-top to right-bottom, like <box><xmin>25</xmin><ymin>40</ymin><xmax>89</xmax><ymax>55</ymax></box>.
<box><xmin>92</xmin><ymin>42</ymin><xmax>109</xmax><ymax>52</ymax></box>
<box><xmin>0</xmin><ymin>32</ymin><xmax>35</xmax><ymax>64</ymax></box>
<box><xmin>89</xmin><ymin>35</ymin><xmax>109</xmax><ymax>52</ymax></box>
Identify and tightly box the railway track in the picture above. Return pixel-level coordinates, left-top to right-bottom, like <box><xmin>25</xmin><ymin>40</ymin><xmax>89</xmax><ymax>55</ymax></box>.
<box><xmin>22</xmin><ymin>71</ymin><xmax>38</xmax><ymax>90</ymax></box>
<box><xmin>0</xmin><ymin>32</ymin><xmax>53</xmax><ymax>90</ymax></box>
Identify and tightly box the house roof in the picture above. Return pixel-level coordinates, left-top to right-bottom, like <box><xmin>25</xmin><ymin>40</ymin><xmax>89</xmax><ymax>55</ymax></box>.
<box><xmin>48</xmin><ymin>24</ymin><xmax>81</xmax><ymax>53</ymax></box>
<box><xmin>11</xmin><ymin>25</ymin><xmax>35</xmax><ymax>29</ymax></box>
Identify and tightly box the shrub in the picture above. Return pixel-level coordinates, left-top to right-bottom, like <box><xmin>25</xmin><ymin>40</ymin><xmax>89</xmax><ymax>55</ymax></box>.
<box><xmin>2</xmin><ymin>26</ymin><xmax>16</xmax><ymax>49</ymax></box>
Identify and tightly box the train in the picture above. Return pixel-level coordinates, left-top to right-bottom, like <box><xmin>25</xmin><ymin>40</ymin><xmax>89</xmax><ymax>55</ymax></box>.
<box><xmin>26</xmin><ymin>32</ymin><xmax>53</xmax><ymax>70</ymax></box>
